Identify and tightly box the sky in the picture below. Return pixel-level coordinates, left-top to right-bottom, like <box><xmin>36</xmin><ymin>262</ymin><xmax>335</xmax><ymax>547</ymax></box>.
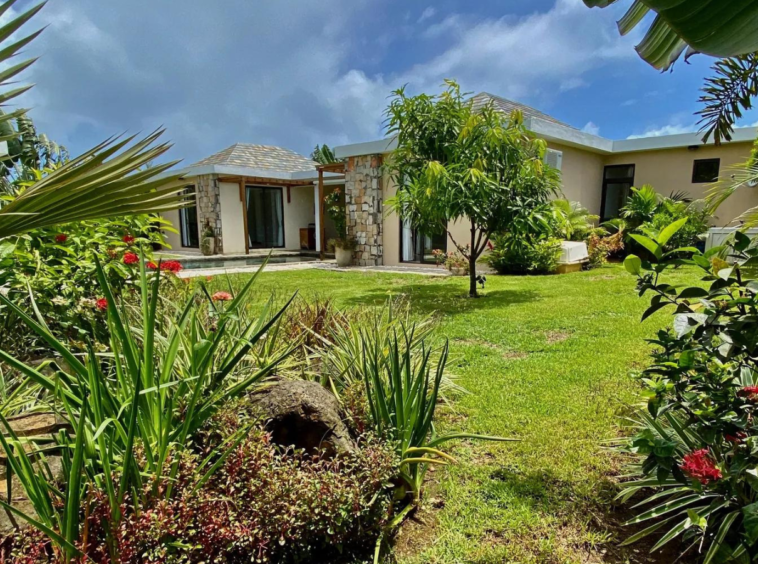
<box><xmin>11</xmin><ymin>0</ymin><xmax>758</xmax><ymax>167</ymax></box>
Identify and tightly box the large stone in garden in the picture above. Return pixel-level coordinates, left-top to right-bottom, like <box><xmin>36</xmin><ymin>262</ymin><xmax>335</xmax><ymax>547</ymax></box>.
<box><xmin>251</xmin><ymin>379</ymin><xmax>356</xmax><ymax>457</ymax></box>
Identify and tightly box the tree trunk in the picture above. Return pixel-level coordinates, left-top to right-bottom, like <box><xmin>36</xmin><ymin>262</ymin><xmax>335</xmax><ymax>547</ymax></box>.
<box><xmin>469</xmin><ymin>221</ymin><xmax>478</xmax><ymax>298</ymax></box>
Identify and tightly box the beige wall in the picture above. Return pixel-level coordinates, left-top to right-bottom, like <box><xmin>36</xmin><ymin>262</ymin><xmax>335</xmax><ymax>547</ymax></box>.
<box><xmin>219</xmin><ymin>182</ymin><xmax>246</xmax><ymax>255</ymax></box>
<box><xmin>549</xmin><ymin>141</ymin><xmax>605</xmax><ymax>217</ymax></box>
<box><xmin>604</xmin><ymin>141</ymin><xmax>754</xmax><ymax>226</ymax></box>
<box><xmin>162</xmin><ymin>208</ymin><xmax>182</xmax><ymax>250</ymax></box>
<box><xmin>284</xmin><ymin>185</ymin><xmax>316</xmax><ymax>251</ymax></box>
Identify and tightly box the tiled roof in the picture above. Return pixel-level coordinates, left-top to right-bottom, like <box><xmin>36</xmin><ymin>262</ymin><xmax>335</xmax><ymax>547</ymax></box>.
<box><xmin>191</xmin><ymin>143</ymin><xmax>317</xmax><ymax>173</ymax></box>
<box><xmin>470</xmin><ymin>92</ymin><xmax>576</xmax><ymax>130</ymax></box>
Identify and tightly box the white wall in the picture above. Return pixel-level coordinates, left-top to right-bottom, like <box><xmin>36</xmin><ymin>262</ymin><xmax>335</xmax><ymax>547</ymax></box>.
<box><xmin>284</xmin><ymin>185</ymin><xmax>316</xmax><ymax>251</ymax></box>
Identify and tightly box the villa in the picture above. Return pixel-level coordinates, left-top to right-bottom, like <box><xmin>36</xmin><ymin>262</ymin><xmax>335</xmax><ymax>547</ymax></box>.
<box><xmin>163</xmin><ymin>92</ymin><xmax>758</xmax><ymax>266</ymax></box>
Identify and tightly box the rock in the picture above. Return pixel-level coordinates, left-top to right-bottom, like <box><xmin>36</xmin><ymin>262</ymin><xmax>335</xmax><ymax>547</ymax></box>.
<box><xmin>251</xmin><ymin>379</ymin><xmax>356</xmax><ymax>457</ymax></box>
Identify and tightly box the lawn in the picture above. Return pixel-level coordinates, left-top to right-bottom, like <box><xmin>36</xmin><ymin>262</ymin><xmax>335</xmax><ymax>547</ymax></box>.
<box><xmin>219</xmin><ymin>263</ymin><xmax>701</xmax><ymax>564</ymax></box>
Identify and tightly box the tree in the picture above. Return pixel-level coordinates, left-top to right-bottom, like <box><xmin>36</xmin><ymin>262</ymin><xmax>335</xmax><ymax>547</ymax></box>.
<box><xmin>583</xmin><ymin>1</ymin><xmax>758</xmax><ymax>144</ymax></box>
<box><xmin>0</xmin><ymin>0</ymin><xmax>187</xmax><ymax>241</ymax></box>
<box><xmin>311</xmin><ymin>144</ymin><xmax>337</xmax><ymax>164</ymax></box>
<box><xmin>385</xmin><ymin>81</ymin><xmax>560</xmax><ymax>297</ymax></box>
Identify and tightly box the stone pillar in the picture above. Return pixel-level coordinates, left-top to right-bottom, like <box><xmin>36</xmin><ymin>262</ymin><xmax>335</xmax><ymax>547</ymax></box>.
<box><xmin>345</xmin><ymin>155</ymin><xmax>383</xmax><ymax>266</ymax></box>
<box><xmin>195</xmin><ymin>174</ymin><xmax>223</xmax><ymax>254</ymax></box>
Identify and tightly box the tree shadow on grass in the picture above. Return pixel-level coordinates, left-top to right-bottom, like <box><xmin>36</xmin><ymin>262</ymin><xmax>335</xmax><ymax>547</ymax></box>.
<box><xmin>340</xmin><ymin>283</ymin><xmax>541</xmax><ymax>316</ymax></box>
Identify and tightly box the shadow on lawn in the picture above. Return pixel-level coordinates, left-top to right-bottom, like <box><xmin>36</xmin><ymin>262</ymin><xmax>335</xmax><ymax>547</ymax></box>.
<box><xmin>340</xmin><ymin>283</ymin><xmax>541</xmax><ymax>315</ymax></box>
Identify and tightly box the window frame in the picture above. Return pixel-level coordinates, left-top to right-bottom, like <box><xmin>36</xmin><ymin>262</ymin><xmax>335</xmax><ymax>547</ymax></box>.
<box><xmin>692</xmin><ymin>158</ymin><xmax>721</xmax><ymax>184</ymax></box>
<box><xmin>178</xmin><ymin>185</ymin><xmax>199</xmax><ymax>248</ymax></box>
<box><xmin>600</xmin><ymin>164</ymin><xmax>636</xmax><ymax>223</ymax></box>
<box><xmin>398</xmin><ymin>219</ymin><xmax>448</xmax><ymax>264</ymax></box>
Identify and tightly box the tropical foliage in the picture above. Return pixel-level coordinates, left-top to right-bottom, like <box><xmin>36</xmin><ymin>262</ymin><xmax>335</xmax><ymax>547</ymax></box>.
<box><xmin>582</xmin><ymin>1</ymin><xmax>758</xmax><ymax>144</ymax></box>
<box><xmin>485</xmin><ymin>235</ymin><xmax>562</xmax><ymax>275</ymax></box>
<box><xmin>311</xmin><ymin>143</ymin><xmax>337</xmax><ymax>165</ymax></box>
<box><xmin>551</xmin><ymin>199</ymin><xmax>597</xmax><ymax>242</ymax></box>
<box><xmin>385</xmin><ymin>80</ymin><xmax>559</xmax><ymax>296</ymax></box>
<box><xmin>621</xmin><ymin>224</ymin><xmax>758</xmax><ymax>561</ymax></box>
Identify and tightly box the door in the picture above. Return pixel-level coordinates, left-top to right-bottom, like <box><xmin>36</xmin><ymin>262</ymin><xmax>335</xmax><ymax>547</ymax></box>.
<box><xmin>600</xmin><ymin>164</ymin><xmax>635</xmax><ymax>222</ymax></box>
<box><xmin>400</xmin><ymin>219</ymin><xmax>447</xmax><ymax>263</ymax></box>
<box><xmin>246</xmin><ymin>186</ymin><xmax>284</xmax><ymax>248</ymax></box>
<box><xmin>179</xmin><ymin>185</ymin><xmax>199</xmax><ymax>248</ymax></box>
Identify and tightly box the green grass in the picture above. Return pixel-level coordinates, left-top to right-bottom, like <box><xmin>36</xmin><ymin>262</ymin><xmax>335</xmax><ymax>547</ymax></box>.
<box><xmin>217</xmin><ymin>263</ymin><xmax>701</xmax><ymax>564</ymax></box>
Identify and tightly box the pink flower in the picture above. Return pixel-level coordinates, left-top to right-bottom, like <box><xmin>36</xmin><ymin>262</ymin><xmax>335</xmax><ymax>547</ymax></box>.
<box><xmin>212</xmin><ymin>291</ymin><xmax>233</xmax><ymax>302</ymax></box>
<box><xmin>55</xmin><ymin>234</ymin><xmax>68</xmax><ymax>243</ymax></box>
<box><xmin>123</xmin><ymin>252</ymin><xmax>139</xmax><ymax>265</ymax></box>
<box><xmin>122</xmin><ymin>234</ymin><xmax>135</xmax><ymax>244</ymax></box>
<box><xmin>96</xmin><ymin>298</ymin><xmax>108</xmax><ymax>311</ymax></box>
<box><xmin>681</xmin><ymin>449</ymin><xmax>722</xmax><ymax>484</ymax></box>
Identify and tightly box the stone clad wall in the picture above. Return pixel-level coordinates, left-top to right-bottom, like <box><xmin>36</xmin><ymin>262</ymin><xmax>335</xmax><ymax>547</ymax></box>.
<box><xmin>195</xmin><ymin>174</ymin><xmax>223</xmax><ymax>253</ymax></box>
<box><xmin>345</xmin><ymin>155</ymin><xmax>383</xmax><ymax>266</ymax></box>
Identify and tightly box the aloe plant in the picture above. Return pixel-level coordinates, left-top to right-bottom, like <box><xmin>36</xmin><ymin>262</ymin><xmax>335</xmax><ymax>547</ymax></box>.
<box><xmin>0</xmin><ymin>254</ymin><xmax>294</xmax><ymax>557</ymax></box>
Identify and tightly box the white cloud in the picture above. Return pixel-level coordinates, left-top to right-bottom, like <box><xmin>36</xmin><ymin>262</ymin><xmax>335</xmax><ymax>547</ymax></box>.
<box><xmin>627</xmin><ymin>123</ymin><xmax>696</xmax><ymax>139</ymax></box>
<box><xmin>582</xmin><ymin>121</ymin><xmax>600</xmax><ymax>135</ymax></box>
<box><xmin>418</xmin><ymin>7</ymin><xmax>436</xmax><ymax>23</ymax></box>
<box><xmin>559</xmin><ymin>77</ymin><xmax>587</xmax><ymax>92</ymax></box>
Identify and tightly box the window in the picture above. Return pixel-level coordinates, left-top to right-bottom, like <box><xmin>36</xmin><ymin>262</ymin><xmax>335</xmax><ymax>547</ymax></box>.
<box><xmin>400</xmin><ymin>219</ymin><xmax>447</xmax><ymax>263</ymax></box>
<box><xmin>600</xmin><ymin>164</ymin><xmax>635</xmax><ymax>222</ymax></box>
<box><xmin>179</xmin><ymin>186</ymin><xmax>199</xmax><ymax>248</ymax></box>
<box><xmin>692</xmin><ymin>158</ymin><xmax>720</xmax><ymax>183</ymax></box>
<box><xmin>246</xmin><ymin>186</ymin><xmax>284</xmax><ymax>248</ymax></box>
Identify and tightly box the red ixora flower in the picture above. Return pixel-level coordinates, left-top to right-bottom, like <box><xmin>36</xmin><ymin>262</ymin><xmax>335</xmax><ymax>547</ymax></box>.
<box><xmin>738</xmin><ymin>386</ymin><xmax>758</xmax><ymax>401</ymax></box>
<box><xmin>147</xmin><ymin>261</ymin><xmax>158</xmax><ymax>270</ymax></box>
<box><xmin>681</xmin><ymin>449</ymin><xmax>722</xmax><ymax>484</ymax></box>
<box><xmin>55</xmin><ymin>234</ymin><xmax>68</xmax><ymax>243</ymax></box>
<box><xmin>160</xmin><ymin>260</ymin><xmax>183</xmax><ymax>274</ymax></box>
<box><xmin>212</xmin><ymin>291</ymin><xmax>233</xmax><ymax>302</ymax></box>
<box><xmin>122</xmin><ymin>234</ymin><xmax>135</xmax><ymax>244</ymax></box>
<box><xmin>123</xmin><ymin>252</ymin><xmax>139</xmax><ymax>265</ymax></box>
<box><xmin>725</xmin><ymin>432</ymin><xmax>748</xmax><ymax>444</ymax></box>
<box><xmin>96</xmin><ymin>298</ymin><xmax>108</xmax><ymax>311</ymax></box>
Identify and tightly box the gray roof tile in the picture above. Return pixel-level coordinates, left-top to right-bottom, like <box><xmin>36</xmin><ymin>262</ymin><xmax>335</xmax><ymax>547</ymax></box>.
<box><xmin>191</xmin><ymin>143</ymin><xmax>316</xmax><ymax>173</ymax></box>
<box><xmin>470</xmin><ymin>92</ymin><xmax>576</xmax><ymax>130</ymax></box>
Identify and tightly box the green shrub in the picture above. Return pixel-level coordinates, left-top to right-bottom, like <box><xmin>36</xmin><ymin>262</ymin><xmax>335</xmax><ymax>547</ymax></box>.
<box><xmin>485</xmin><ymin>235</ymin><xmax>562</xmax><ymax>274</ymax></box>
<box><xmin>0</xmin><ymin>212</ymin><xmax>171</xmax><ymax>353</ymax></box>
<box><xmin>551</xmin><ymin>199</ymin><xmax>597</xmax><ymax>241</ymax></box>
<box><xmin>641</xmin><ymin>199</ymin><xmax>710</xmax><ymax>251</ymax></box>
<box><xmin>620</xmin><ymin>226</ymin><xmax>758</xmax><ymax>561</ymax></box>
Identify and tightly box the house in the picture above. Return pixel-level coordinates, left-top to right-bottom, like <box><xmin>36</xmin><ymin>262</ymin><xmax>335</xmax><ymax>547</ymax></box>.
<box><xmin>333</xmin><ymin>92</ymin><xmax>758</xmax><ymax>267</ymax></box>
<box><xmin>162</xmin><ymin>143</ymin><xmax>345</xmax><ymax>255</ymax></box>
<box><xmin>164</xmin><ymin>93</ymin><xmax>758</xmax><ymax>266</ymax></box>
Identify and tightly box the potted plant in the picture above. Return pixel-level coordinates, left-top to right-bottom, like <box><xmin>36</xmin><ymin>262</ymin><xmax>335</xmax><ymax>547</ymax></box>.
<box><xmin>200</xmin><ymin>221</ymin><xmax>215</xmax><ymax>256</ymax></box>
<box><xmin>324</xmin><ymin>188</ymin><xmax>355</xmax><ymax>267</ymax></box>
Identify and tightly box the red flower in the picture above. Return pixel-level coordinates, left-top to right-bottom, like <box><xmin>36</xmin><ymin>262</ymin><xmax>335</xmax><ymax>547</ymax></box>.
<box><xmin>725</xmin><ymin>432</ymin><xmax>748</xmax><ymax>444</ymax></box>
<box><xmin>487</xmin><ymin>241</ymin><xmax>494</xmax><ymax>251</ymax></box>
<box><xmin>123</xmin><ymin>252</ymin><xmax>139</xmax><ymax>265</ymax></box>
<box><xmin>212</xmin><ymin>291</ymin><xmax>233</xmax><ymax>302</ymax></box>
<box><xmin>206</xmin><ymin>276</ymin><xmax>213</xmax><ymax>282</ymax></box>
<box><xmin>122</xmin><ymin>234</ymin><xmax>135</xmax><ymax>244</ymax></box>
<box><xmin>160</xmin><ymin>260</ymin><xmax>183</xmax><ymax>274</ymax></box>
<box><xmin>738</xmin><ymin>386</ymin><xmax>758</xmax><ymax>401</ymax></box>
<box><xmin>147</xmin><ymin>261</ymin><xmax>158</xmax><ymax>270</ymax></box>
<box><xmin>96</xmin><ymin>298</ymin><xmax>108</xmax><ymax>311</ymax></box>
<box><xmin>55</xmin><ymin>234</ymin><xmax>68</xmax><ymax>243</ymax></box>
<box><xmin>681</xmin><ymin>449</ymin><xmax>722</xmax><ymax>484</ymax></box>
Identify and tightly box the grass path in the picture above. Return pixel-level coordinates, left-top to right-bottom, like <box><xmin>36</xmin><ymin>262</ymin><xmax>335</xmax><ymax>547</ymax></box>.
<box><xmin>221</xmin><ymin>264</ymin><xmax>701</xmax><ymax>564</ymax></box>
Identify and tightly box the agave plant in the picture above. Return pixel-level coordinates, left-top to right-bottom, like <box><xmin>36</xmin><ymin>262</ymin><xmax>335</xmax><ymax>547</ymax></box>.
<box><xmin>0</xmin><ymin>255</ymin><xmax>294</xmax><ymax>558</ymax></box>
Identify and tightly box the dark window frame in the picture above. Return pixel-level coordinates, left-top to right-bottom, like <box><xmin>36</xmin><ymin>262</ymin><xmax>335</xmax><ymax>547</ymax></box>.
<box><xmin>692</xmin><ymin>158</ymin><xmax>720</xmax><ymax>183</ymax></box>
<box><xmin>600</xmin><ymin>164</ymin><xmax>636</xmax><ymax>223</ymax></box>
<box><xmin>398</xmin><ymin>219</ymin><xmax>448</xmax><ymax>264</ymax></box>
<box><xmin>179</xmin><ymin>185</ymin><xmax>199</xmax><ymax>248</ymax></box>
<box><xmin>245</xmin><ymin>185</ymin><xmax>286</xmax><ymax>249</ymax></box>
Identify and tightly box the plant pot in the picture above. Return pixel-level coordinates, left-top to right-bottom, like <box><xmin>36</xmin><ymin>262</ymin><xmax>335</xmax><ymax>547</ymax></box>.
<box><xmin>201</xmin><ymin>236</ymin><xmax>215</xmax><ymax>256</ymax></box>
<box><xmin>335</xmin><ymin>246</ymin><xmax>352</xmax><ymax>267</ymax></box>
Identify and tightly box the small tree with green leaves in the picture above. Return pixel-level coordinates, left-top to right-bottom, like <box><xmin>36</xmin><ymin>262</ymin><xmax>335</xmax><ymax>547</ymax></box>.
<box><xmin>385</xmin><ymin>81</ymin><xmax>560</xmax><ymax>297</ymax></box>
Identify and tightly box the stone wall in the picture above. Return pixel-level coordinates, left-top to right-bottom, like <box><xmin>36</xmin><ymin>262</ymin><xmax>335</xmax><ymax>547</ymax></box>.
<box><xmin>345</xmin><ymin>155</ymin><xmax>383</xmax><ymax>266</ymax></box>
<box><xmin>194</xmin><ymin>174</ymin><xmax>223</xmax><ymax>253</ymax></box>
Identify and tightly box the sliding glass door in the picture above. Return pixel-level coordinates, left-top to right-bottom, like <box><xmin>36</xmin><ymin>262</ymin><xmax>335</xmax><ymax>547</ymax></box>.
<box><xmin>179</xmin><ymin>185</ymin><xmax>199</xmax><ymax>248</ymax></box>
<box><xmin>600</xmin><ymin>164</ymin><xmax>635</xmax><ymax>222</ymax></box>
<box><xmin>400</xmin><ymin>219</ymin><xmax>447</xmax><ymax>263</ymax></box>
<box><xmin>246</xmin><ymin>186</ymin><xmax>284</xmax><ymax>248</ymax></box>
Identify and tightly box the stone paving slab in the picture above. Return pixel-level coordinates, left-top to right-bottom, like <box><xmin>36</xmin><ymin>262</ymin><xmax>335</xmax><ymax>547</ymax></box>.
<box><xmin>177</xmin><ymin>261</ymin><xmax>453</xmax><ymax>279</ymax></box>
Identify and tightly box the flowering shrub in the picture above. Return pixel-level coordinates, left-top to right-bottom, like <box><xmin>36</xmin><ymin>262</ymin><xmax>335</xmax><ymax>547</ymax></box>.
<box><xmin>0</xmin><ymin>213</ymin><xmax>172</xmax><ymax>354</ymax></box>
<box><xmin>587</xmin><ymin>228</ymin><xmax>624</xmax><ymax>268</ymax></box>
<box><xmin>620</xmin><ymin>223</ymin><xmax>758</xmax><ymax>561</ymax></box>
<box><xmin>432</xmin><ymin>247</ymin><xmax>469</xmax><ymax>274</ymax></box>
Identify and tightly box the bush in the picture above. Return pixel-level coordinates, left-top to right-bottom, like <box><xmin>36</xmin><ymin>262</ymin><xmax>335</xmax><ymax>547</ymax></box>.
<box><xmin>620</xmin><ymin>226</ymin><xmax>758</xmax><ymax>561</ymax></box>
<box><xmin>587</xmin><ymin>228</ymin><xmax>624</xmax><ymax>268</ymax></box>
<box><xmin>642</xmin><ymin>199</ymin><xmax>710</xmax><ymax>251</ymax></box>
<box><xmin>485</xmin><ymin>235</ymin><xmax>562</xmax><ymax>274</ymax></box>
<box><xmin>0</xmin><ymin>212</ymin><xmax>171</xmax><ymax>354</ymax></box>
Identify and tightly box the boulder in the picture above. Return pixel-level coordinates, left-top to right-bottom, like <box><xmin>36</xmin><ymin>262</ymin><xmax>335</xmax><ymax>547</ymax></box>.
<box><xmin>251</xmin><ymin>379</ymin><xmax>356</xmax><ymax>457</ymax></box>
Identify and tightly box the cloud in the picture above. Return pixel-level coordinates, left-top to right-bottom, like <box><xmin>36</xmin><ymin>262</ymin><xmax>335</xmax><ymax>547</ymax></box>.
<box><xmin>582</xmin><ymin>121</ymin><xmax>600</xmax><ymax>135</ymax></box>
<box><xmin>417</xmin><ymin>7</ymin><xmax>436</xmax><ymax>23</ymax></box>
<box><xmin>17</xmin><ymin>0</ymin><xmax>641</xmax><ymax>165</ymax></box>
<box><xmin>627</xmin><ymin>123</ymin><xmax>696</xmax><ymax>139</ymax></box>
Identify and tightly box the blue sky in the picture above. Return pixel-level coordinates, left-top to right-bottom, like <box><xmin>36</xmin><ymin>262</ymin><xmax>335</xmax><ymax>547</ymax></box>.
<box><xmin>14</xmin><ymin>0</ymin><xmax>758</xmax><ymax>166</ymax></box>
